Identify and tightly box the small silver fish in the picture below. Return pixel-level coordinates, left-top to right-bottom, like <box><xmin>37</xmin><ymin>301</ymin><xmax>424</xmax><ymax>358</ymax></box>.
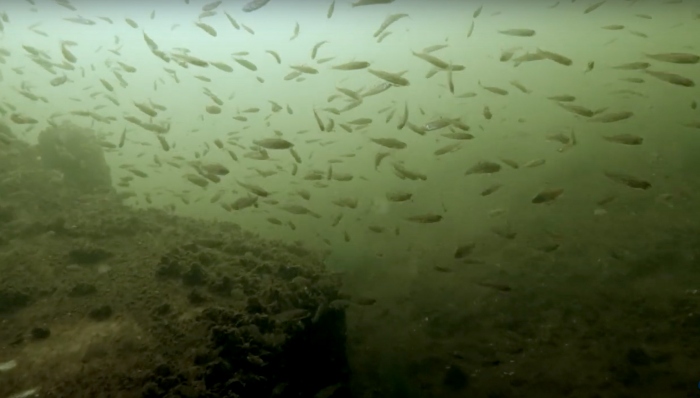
<box><xmin>242</xmin><ymin>0</ymin><xmax>271</xmax><ymax>12</ymax></box>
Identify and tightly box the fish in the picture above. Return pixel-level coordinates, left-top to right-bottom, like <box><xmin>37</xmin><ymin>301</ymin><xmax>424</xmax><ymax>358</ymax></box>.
<box><xmin>523</xmin><ymin>159</ymin><xmax>546</xmax><ymax>168</ymax></box>
<box><xmin>233</xmin><ymin>58</ymin><xmax>258</xmax><ymax>71</ymax></box>
<box><xmin>376</xmin><ymin>32</ymin><xmax>392</xmax><ymax>43</ymax></box>
<box><xmin>424</xmin><ymin>44</ymin><xmax>448</xmax><ymax>53</ymax></box>
<box><xmin>313</xmin><ymin>109</ymin><xmax>325</xmax><ymax>131</ymax></box>
<box><xmin>202</xmin><ymin>0</ymin><xmax>222</xmax><ymax>12</ymax></box>
<box><xmin>483</xmin><ymin>106</ymin><xmax>492</xmax><ymax>120</ymax></box>
<box><xmin>332</xmin><ymin>197</ymin><xmax>359</xmax><ymax>209</ymax></box>
<box><xmin>374</xmin><ymin>14</ymin><xmax>409</xmax><ymax>38</ymax></box>
<box><xmin>397</xmin><ymin>102</ymin><xmax>408</xmax><ymax>130</ymax></box>
<box><xmin>644</xmin><ymin>70</ymin><xmax>695</xmax><ymax>87</ymax></box>
<box><xmin>370</xmin><ymin>138</ymin><xmax>407</xmax><ymax>149</ymax></box>
<box><xmin>368</xmin><ymin>69</ymin><xmax>410</xmax><ymax>86</ymax></box>
<box><xmin>290</xmin><ymin>22</ymin><xmax>300</xmax><ymax>40</ymax></box>
<box><xmin>476</xmin><ymin>282</ymin><xmax>511</xmax><ymax>292</ymax></box>
<box><xmin>454</xmin><ymin>243</ymin><xmax>476</xmax><ymax>259</ymax></box>
<box><xmin>118</xmin><ymin>61</ymin><xmax>137</xmax><ymax>73</ymax></box>
<box><xmin>423</xmin><ymin>118</ymin><xmax>452</xmax><ymax>131</ymax></box>
<box><xmin>557</xmin><ymin>103</ymin><xmax>595</xmax><ymax>117</ymax></box>
<box><xmin>405</xmin><ymin>214</ymin><xmax>443</xmax><ymax>223</ymax></box>
<box><xmin>602</xmin><ymin>24</ymin><xmax>624</xmax><ymax>30</ymax></box>
<box><xmin>374</xmin><ymin>152</ymin><xmax>390</xmax><ymax>170</ymax></box>
<box><xmin>125</xmin><ymin>18</ymin><xmax>138</xmax><ymax>28</ymax></box>
<box><xmin>532</xmin><ymin>188</ymin><xmax>564</xmax><ymax>204</ymax></box>
<box><xmin>512</xmin><ymin>51</ymin><xmax>547</xmax><ymax>66</ymax></box>
<box><xmin>602</xmin><ymin>134</ymin><xmax>643</xmax><ymax>145</ymax></box>
<box><xmin>500</xmin><ymin>159</ymin><xmax>519</xmax><ymax>170</ymax></box>
<box><xmin>479</xmin><ymin>81</ymin><xmax>509</xmax><ymax>95</ymax></box>
<box><xmin>10</xmin><ymin>113</ymin><xmax>38</xmax><ymax>124</ymax></box>
<box><xmin>242</xmin><ymin>0</ymin><xmax>271</xmax><ymax>12</ymax></box>
<box><xmin>442</xmin><ymin>132</ymin><xmax>474</xmax><ymax>140</ymax></box>
<box><xmin>100</xmin><ymin>78</ymin><xmax>114</xmax><ymax>92</ymax></box>
<box><xmin>434</xmin><ymin>143</ymin><xmax>461</xmax><ymax>156</ymax></box>
<box><xmin>457</xmin><ymin>92</ymin><xmax>478</xmax><ymax>98</ymax></box>
<box><xmin>589</xmin><ymin>111</ymin><xmax>633</xmax><ymax>123</ymax></box>
<box><xmin>480</xmin><ymin>184</ymin><xmax>502</xmax><ymax>196</ymax></box>
<box><xmin>237</xmin><ymin>181</ymin><xmax>270</xmax><ymax>197</ymax></box>
<box><xmin>327</xmin><ymin>1</ymin><xmax>335</xmax><ymax>18</ymax></box>
<box><xmin>352</xmin><ymin>0</ymin><xmax>395</xmax><ymax>6</ymax></box>
<box><xmin>311</xmin><ymin>41</ymin><xmax>328</xmax><ymax>59</ymax></box>
<box><xmin>612</xmin><ymin>62</ymin><xmax>649</xmax><ymax>70</ymax></box>
<box><xmin>60</xmin><ymin>42</ymin><xmax>76</xmax><ymax>63</ymax></box>
<box><xmin>348</xmin><ymin>117</ymin><xmax>372</xmax><ymax>125</ymax></box>
<box><xmin>386</xmin><ymin>191</ymin><xmax>413</xmax><ymax>202</ymax></box>
<box><xmin>510</xmin><ymin>80</ymin><xmax>531</xmax><ymax>93</ymax></box>
<box><xmin>393</xmin><ymin>163</ymin><xmax>427</xmax><ymax>180</ymax></box>
<box><xmin>645</xmin><ymin>52</ymin><xmax>699</xmax><ymax>64</ymax></box>
<box><xmin>134</xmin><ymin>102</ymin><xmax>157</xmax><ymax>117</ymax></box>
<box><xmin>549</xmin><ymin>95</ymin><xmax>576</xmax><ymax>102</ymax></box>
<box><xmin>231</xmin><ymin>195</ymin><xmax>258</xmax><ymax>210</ymax></box>
<box><xmin>265</xmin><ymin>50</ymin><xmax>281</xmax><ymax>64</ymax></box>
<box><xmin>254</xmin><ymin>138</ymin><xmax>294</xmax><ymax>149</ymax></box>
<box><xmin>465</xmin><ymin>161</ymin><xmax>501</xmax><ymax>175</ymax></box>
<box><xmin>205</xmin><ymin>105</ymin><xmax>221</xmax><ymax>114</ymax></box>
<box><xmin>412</xmin><ymin>51</ymin><xmax>449</xmax><ymax>69</ymax></box>
<box><xmin>64</xmin><ymin>16</ymin><xmax>95</xmax><ymax>25</ymax></box>
<box><xmin>584</xmin><ymin>0</ymin><xmax>607</xmax><ymax>14</ymax></box>
<box><xmin>332</xmin><ymin>61</ymin><xmax>370</xmax><ymax>70</ymax></box>
<box><xmin>211</xmin><ymin>61</ymin><xmax>233</xmax><ymax>72</ymax></box>
<box><xmin>267</xmin><ymin>217</ymin><xmax>283</xmax><ymax>225</ymax></box>
<box><xmin>185</xmin><ymin>174</ymin><xmax>209</xmax><ymax>188</ymax></box>
<box><xmin>224</xmin><ymin>12</ymin><xmax>240</xmax><ymax>29</ymax></box>
<box><xmin>604</xmin><ymin>172</ymin><xmax>651</xmax><ymax>190</ymax></box>
<box><xmin>50</xmin><ymin>75</ymin><xmax>68</xmax><ymax>86</ymax></box>
<box><xmin>498</xmin><ymin>28</ymin><xmax>536</xmax><ymax>37</ymax></box>
<box><xmin>447</xmin><ymin>62</ymin><xmax>454</xmax><ymax>93</ymax></box>
<box><xmin>537</xmin><ymin>48</ymin><xmax>572</xmax><ymax>66</ymax></box>
<box><xmin>500</xmin><ymin>47</ymin><xmax>519</xmax><ymax>62</ymax></box>
<box><xmin>118</xmin><ymin>129</ymin><xmax>127</xmax><ymax>148</ymax></box>
<box><xmin>195</xmin><ymin>21</ymin><xmax>217</xmax><ymax>37</ymax></box>
<box><xmin>368</xmin><ymin>225</ymin><xmax>385</xmax><ymax>234</ymax></box>
<box><xmin>282</xmin><ymin>205</ymin><xmax>321</xmax><ymax>218</ymax></box>
<box><xmin>291</xmin><ymin>65</ymin><xmax>318</xmax><ymax>74</ymax></box>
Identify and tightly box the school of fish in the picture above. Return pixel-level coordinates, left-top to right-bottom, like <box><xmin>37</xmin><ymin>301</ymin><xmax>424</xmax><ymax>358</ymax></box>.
<box><xmin>0</xmin><ymin>0</ymin><xmax>699</xmax><ymax>264</ymax></box>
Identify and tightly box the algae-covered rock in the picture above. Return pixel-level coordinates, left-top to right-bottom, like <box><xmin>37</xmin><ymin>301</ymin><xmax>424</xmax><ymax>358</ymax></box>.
<box><xmin>37</xmin><ymin>121</ymin><xmax>112</xmax><ymax>192</ymax></box>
